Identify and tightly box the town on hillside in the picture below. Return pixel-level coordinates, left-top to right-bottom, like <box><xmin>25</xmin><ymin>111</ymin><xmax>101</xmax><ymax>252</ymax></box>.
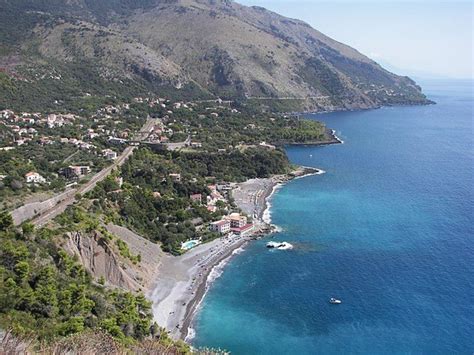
<box><xmin>1</xmin><ymin>93</ymin><xmax>328</xmax><ymax>254</ymax></box>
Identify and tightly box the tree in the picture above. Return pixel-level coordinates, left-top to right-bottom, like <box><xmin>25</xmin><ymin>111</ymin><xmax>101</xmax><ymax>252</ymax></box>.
<box><xmin>0</xmin><ymin>211</ymin><xmax>13</xmax><ymax>231</ymax></box>
<box><xmin>21</xmin><ymin>223</ymin><xmax>34</xmax><ymax>237</ymax></box>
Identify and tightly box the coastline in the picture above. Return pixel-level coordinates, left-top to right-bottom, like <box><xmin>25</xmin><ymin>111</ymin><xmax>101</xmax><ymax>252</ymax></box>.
<box><xmin>284</xmin><ymin>128</ymin><xmax>344</xmax><ymax>146</ymax></box>
<box><xmin>147</xmin><ymin>234</ymin><xmax>252</xmax><ymax>340</ymax></box>
<box><xmin>148</xmin><ymin>165</ymin><xmax>328</xmax><ymax>343</ymax></box>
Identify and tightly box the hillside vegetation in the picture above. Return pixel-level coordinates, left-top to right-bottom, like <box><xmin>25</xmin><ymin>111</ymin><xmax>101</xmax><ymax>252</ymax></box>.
<box><xmin>0</xmin><ymin>0</ymin><xmax>430</xmax><ymax>112</ymax></box>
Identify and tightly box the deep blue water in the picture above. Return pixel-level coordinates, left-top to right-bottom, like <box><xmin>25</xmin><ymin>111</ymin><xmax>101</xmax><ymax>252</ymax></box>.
<box><xmin>193</xmin><ymin>80</ymin><xmax>474</xmax><ymax>354</ymax></box>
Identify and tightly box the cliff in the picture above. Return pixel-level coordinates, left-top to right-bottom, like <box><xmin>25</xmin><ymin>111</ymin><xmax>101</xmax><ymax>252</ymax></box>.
<box><xmin>60</xmin><ymin>225</ymin><xmax>162</xmax><ymax>292</ymax></box>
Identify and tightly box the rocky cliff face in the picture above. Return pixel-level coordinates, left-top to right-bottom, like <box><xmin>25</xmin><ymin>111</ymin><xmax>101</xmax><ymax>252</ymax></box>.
<box><xmin>61</xmin><ymin>227</ymin><xmax>162</xmax><ymax>292</ymax></box>
<box><xmin>0</xmin><ymin>0</ymin><xmax>430</xmax><ymax>112</ymax></box>
<box><xmin>63</xmin><ymin>231</ymin><xmax>141</xmax><ymax>291</ymax></box>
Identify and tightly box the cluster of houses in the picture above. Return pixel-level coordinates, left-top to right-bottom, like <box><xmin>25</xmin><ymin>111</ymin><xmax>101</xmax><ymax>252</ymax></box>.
<box><xmin>209</xmin><ymin>213</ymin><xmax>255</xmax><ymax>237</ymax></box>
<box><xmin>0</xmin><ymin>109</ymin><xmax>114</xmax><ymax>150</ymax></box>
<box><xmin>59</xmin><ymin>137</ymin><xmax>95</xmax><ymax>150</ymax></box>
<box><xmin>147</xmin><ymin>123</ymin><xmax>174</xmax><ymax>144</ymax></box>
<box><xmin>133</xmin><ymin>96</ymin><xmax>195</xmax><ymax>112</ymax></box>
<box><xmin>22</xmin><ymin>164</ymin><xmax>93</xmax><ymax>185</ymax></box>
<box><xmin>0</xmin><ymin>110</ymin><xmax>78</xmax><ymax>129</ymax></box>
<box><xmin>205</xmin><ymin>184</ymin><xmax>228</xmax><ymax>213</ymax></box>
<box><xmin>185</xmin><ymin>183</ymin><xmax>255</xmax><ymax>238</ymax></box>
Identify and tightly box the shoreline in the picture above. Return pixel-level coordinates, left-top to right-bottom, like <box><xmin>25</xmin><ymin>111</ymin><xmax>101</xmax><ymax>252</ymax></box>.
<box><xmin>147</xmin><ymin>234</ymin><xmax>252</xmax><ymax>340</ymax></box>
<box><xmin>148</xmin><ymin>166</ymin><xmax>332</xmax><ymax>343</ymax></box>
<box><xmin>180</xmin><ymin>239</ymin><xmax>250</xmax><ymax>341</ymax></box>
<box><xmin>178</xmin><ymin>166</ymin><xmax>326</xmax><ymax>341</ymax></box>
<box><xmin>283</xmin><ymin>128</ymin><xmax>344</xmax><ymax>146</ymax></box>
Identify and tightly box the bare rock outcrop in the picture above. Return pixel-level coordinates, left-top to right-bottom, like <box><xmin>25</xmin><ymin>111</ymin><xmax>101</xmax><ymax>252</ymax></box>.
<box><xmin>62</xmin><ymin>230</ymin><xmax>152</xmax><ymax>292</ymax></box>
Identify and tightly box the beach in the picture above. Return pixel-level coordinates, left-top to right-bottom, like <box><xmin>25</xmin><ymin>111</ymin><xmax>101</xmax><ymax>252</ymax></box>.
<box><xmin>148</xmin><ymin>234</ymin><xmax>251</xmax><ymax>340</ymax></box>
<box><xmin>148</xmin><ymin>165</ymin><xmax>325</xmax><ymax>340</ymax></box>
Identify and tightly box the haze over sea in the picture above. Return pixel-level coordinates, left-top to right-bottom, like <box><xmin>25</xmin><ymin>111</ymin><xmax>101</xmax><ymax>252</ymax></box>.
<box><xmin>193</xmin><ymin>80</ymin><xmax>474</xmax><ymax>354</ymax></box>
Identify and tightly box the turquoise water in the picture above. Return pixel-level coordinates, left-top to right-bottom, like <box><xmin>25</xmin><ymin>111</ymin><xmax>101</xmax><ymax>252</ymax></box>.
<box><xmin>193</xmin><ymin>80</ymin><xmax>474</xmax><ymax>354</ymax></box>
<box><xmin>182</xmin><ymin>240</ymin><xmax>200</xmax><ymax>250</ymax></box>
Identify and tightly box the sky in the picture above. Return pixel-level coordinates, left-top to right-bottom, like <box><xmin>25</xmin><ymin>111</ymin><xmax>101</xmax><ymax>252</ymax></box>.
<box><xmin>238</xmin><ymin>0</ymin><xmax>473</xmax><ymax>79</ymax></box>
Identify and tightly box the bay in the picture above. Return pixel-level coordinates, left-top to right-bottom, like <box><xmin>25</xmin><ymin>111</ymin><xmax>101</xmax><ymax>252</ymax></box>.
<box><xmin>193</xmin><ymin>79</ymin><xmax>474</xmax><ymax>354</ymax></box>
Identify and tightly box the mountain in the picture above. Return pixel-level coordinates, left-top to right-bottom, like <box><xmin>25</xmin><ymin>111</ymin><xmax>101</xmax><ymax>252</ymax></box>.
<box><xmin>0</xmin><ymin>0</ymin><xmax>431</xmax><ymax>111</ymax></box>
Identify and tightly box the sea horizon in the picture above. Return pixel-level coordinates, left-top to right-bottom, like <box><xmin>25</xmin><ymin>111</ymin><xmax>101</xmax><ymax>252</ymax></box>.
<box><xmin>191</xmin><ymin>78</ymin><xmax>474</xmax><ymax>354</ymax></box>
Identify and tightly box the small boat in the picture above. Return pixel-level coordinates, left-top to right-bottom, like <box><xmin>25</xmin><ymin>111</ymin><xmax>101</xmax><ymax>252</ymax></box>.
<box><xmin>329</xmin><ymin>298</ymin><xmax>342</xmax><ymax>304</ymax></box>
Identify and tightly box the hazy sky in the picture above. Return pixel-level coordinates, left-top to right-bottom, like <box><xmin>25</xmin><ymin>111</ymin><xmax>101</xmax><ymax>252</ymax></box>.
<box><xmin>238</xmin><ymin>0</ymin><xmax>473</xmax><ymax>79</ymax></box>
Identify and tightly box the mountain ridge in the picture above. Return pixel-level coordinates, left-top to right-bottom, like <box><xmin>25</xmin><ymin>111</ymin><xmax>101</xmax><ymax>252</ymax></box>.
<box><xmin>0</xmin><ymin>0</ymin><xmax>431</xmax><ymax>112</ymax></box>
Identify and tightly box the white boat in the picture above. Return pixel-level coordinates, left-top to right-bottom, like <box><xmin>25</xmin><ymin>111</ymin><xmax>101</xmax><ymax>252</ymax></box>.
<box><xmin>329</xmin><ymin>298</ymin><xmax>342</xmax><ymax>304</ymax></box>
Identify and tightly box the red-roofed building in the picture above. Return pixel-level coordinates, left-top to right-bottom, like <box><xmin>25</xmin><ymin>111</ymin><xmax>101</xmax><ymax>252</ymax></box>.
<box><xmin>190</xmin><ymin>193</ymin><xmax>202</xmax><ymax>204</ymax></box>
<box><xmin>207</xmin><ymin>205</ymin><xmax>217</xmax><ymax>213</ymax></box>
<box><xmin>231</xmin><ymin>224</ymin><xmax>255</xmax><ymax>237</ymax></box>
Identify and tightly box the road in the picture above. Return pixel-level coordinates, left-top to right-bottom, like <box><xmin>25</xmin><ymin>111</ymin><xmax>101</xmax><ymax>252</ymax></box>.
<box><xmin>246</xmin><ymin>95</ymin><xmax>331</xmax><ymax>100</ymax></box>
<box><xmin>163</xmin><ymin>135</ymin><xmax>191</xmax><ymax>151</ymax></box>
<box><xmin>132</xmin><ymin>117</ymin><xmax>158</xmax><ymax>142</ymax></box>
<box><xmin>31</xmin><ymin>146</ymin><xmax>135</xmax><ymax>227</ymax></box>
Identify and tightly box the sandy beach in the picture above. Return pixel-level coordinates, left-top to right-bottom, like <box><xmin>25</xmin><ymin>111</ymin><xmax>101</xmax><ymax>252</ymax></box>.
<box><xmin>148</xmin><ymin>165</ymin><xmax>324</xmax><ymax>341</ymax></box>
<box><xmin>148</xmin><ymin>234</ymin><xmax>252</xmax><ymax>340</ymax></box>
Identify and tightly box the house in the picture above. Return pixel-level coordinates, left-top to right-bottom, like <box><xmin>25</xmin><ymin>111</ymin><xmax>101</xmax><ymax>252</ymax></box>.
<box><xmin>216</xmin><ymin>183</ymin><xmax>233</xmax><ymax>192</ymax></box>
<box><xmin>190</xmin><ymin>193</ymin><xmax>202</xmax><ymax>204</ymax></box>
<box><xmin>25</xmin><ymin>172</ymin><xmax>46</xmax><ymax>184</ymax></box>
<box><xmin>102</xmin><ymin>149</ymin><xmax>117</xmax><ymax>160</ymax></box>
<box><xmin>259</xmin><ymin>141</ymin><xmax>276</xmax><ymax>150</ymax></box>
<box><xmin>119</xmin><ymin>130</ymin><xmax>130</xmax><ymax>139</ymax></box>
<box><xmin>210</xmin><ymin>220</ymin><xmax>231</xmax><ymax>234</ymax></box>
<box><xmin>227</xmin><ymin>213</ymin><xmax>248</xmax><ymax>228</ymax></box>
<box><xmin>169</xmin><ymin>173</ymin><xmax>181</xmax><ymax>182</ymax></box>
<box><xmin>39</xmin><ymin>137</ymin><xmax>53</xmax><ymax>145</ymax></box>
<box><xmin>61</xmin><ymin>165</ymin><xmax>91</xmax><ymax>179</ymax></box>
<box><xmin>47</xmin><ymin>114</ymin><xmax>65</xmax><ymax>128</ymax></box>
<box><xmin>190</xmin><ymin>142</ymin><xmax>202</xmax><ymax>148</ymax></box>
<box><xmin>207</xmin><ymin>205</ymin><xmax>217</xmax><ymax>213</ymax></box>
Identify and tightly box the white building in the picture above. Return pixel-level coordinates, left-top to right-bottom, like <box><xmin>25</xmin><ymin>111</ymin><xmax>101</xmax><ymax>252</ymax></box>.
<box><xmin>102</xmin><ymin>149</ymin><xmax>118</xmax><ymax>160</ymax></box>
<box><xmin>25</xmin><ymin>172</ymin><xmax>46</xmax><ymax>184</ymax></box>
<box><xmin>210</xmin><ymin>220</ymin><xmax>231</xmax><ymax>234</ymax></box>
<box><xmin>169</xmin><ymin>173</ymin><xmax>181</xmax><ymax>182</ymax></box>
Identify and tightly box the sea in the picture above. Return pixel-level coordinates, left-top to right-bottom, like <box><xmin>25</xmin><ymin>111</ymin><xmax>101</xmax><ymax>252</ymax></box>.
<box><xmin>192</xmin><ymin>79</ymin><xmax>474</xmax><ymax>354</ymax></box>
